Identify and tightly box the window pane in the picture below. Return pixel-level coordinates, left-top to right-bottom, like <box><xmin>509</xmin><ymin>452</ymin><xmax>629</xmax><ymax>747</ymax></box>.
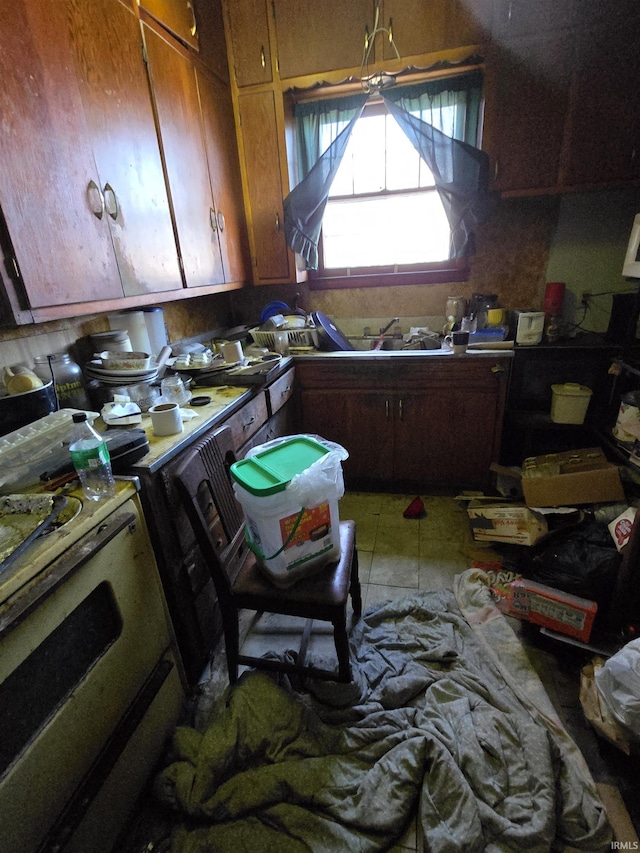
<box><xmin>322</xmin><ymin>191</ymin><xmax>450</xmax><ymax>268</ymax></box>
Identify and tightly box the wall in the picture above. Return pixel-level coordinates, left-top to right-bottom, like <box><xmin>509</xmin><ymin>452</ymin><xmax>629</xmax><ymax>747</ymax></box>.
<box><xmin>1</xmin><ymin>188</ymin><xmax>637</xmax><ymax>373</ymax></box>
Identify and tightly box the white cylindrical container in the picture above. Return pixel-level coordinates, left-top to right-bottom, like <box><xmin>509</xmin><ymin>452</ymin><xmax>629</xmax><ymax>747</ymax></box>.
<box><xmin>143</xmin><ymin>307</ymin><xmax>168</xmax><ymax>360</ymax></box>
<box><xmin>109</xmin><ymin>311</ymin><xmax>152</xmax><ymax>355</ymax></box>
<box><xmin>149</xmin><ymin>402</ymin><xmax>183</xmax><ymax>436</ymax></box>
<box><xmin>90</xmin><ymin>329</ymin><xmax>132</xmax><ymax>352</ymax></box>
<box><xmin>550</xmin><ymin>383</ymin><xmax>592</xmax><ymax>424</ymax></box>
<box><xmin>230</xmin><ymin>436</ymin><xmax>347</xmax><ymax>588</ymax></box>
<box><xmin>221</xmin><ymin>339</ymin><xmax>243</xmax><ymax>363</ymax></box>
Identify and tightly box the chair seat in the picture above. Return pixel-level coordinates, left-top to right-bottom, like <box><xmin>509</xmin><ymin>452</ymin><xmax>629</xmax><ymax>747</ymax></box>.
<box><xmin>232</xmin><ymin>520</ymin><xmax>356</xmax><ymax>617</ymax></box>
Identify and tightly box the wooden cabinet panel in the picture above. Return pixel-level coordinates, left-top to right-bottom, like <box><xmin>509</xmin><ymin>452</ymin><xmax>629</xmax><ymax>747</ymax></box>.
<box><xmin>196</xmin><ymin>66</ymin><xmax>250</xmax><ymax>284</ymax></box>
<box><xmin>484</xmin><ymin>34</ymin><xmax>575</xmax><ymax>192</ymax></box>
<box><xmin>297</xmin><ymin>357</ymin><xmax>509</xmax><ymax>489</ymax></box>
<box><xmin>266</xmin><ymin>367</ymin><xmax>295</xmax><ymax>416</ymax></box>
<box><xmin>69</xmin><ymin>0</ymin><xmax>182</xmax><ymax>297</ymax></box>
<box><xmin>139</xmin><ymin>0</ymin><xmax>199</xmax><ymax>50</ymax></box>
<box><xmin>564</xmin><ymin>24</ymin><xmax>640</xmax><ymax>188</ymax></box>
<box><xmin>193</xmin><ymin>0</ymin><xmax>229</xmax><ymax>82</ymax></box>
<box><xmin>236</xmin><ymin>90</ymin><xmax>293</xmax><ymax>282</ymax></box>
<box><xmin>491</xmin><ymin>0</ymin><xmax>577</xmax><ymax>40</ymax></box>
<box><xmin>225</xmin><ymin>391</ymin><xmax>269</xmax><ymax>448</ymax></box>
<box><xmin>0</xmin><ymin>0</ymin><xmax>124</xmax><ymax>313</ymax></box>
<box><xmin>143</xmin><ymin>22</ymin><xmax>225</xmax><ymax>288</ymax></box>
<box><xmin>225</xmin><ymin>0</ymin><xmax>273</xmax><ymax>87</ymax></box>
<box><xmin>274</xmin><ymin>0</ymin><xmax>371</xmax><ymax>79</ymax></box>
<box><xmin>381</xmin><ymin>0</ymin><xmax>492</xmax><ymax>61</ymax></box>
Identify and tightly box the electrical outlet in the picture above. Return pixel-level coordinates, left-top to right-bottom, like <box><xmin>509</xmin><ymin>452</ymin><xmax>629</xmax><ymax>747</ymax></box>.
<box><xmin>580</xmin><ymin>291</ymin><xmax>592</xmax><ymax>308</ymax></box>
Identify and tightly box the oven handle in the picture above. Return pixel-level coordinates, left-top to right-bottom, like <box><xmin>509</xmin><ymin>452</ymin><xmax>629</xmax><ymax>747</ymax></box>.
<box><xmin>0</xmin><ymin>510</ymin><xmax>138</xmax><ymax>642</ymax></box>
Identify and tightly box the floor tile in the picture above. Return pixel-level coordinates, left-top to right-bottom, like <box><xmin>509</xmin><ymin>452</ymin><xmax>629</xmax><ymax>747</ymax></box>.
<box><xmin>357</xmin><ymin>549</ymin><xmax>373</xmax><ymax>584</ymax></box>
<box><xmin>365</xmin><ymin>583</ymin><xmax>420</xmax><ymax>608</ymax></box>
<box><xmin>370</xmin><ymin>553</ymin><xmax>419</xmax><ymax>588</ymax></box>
<box><xmin>376</xmin><ymin>524</ymin><xmax>420</xmax><ymax>557</ymax></box>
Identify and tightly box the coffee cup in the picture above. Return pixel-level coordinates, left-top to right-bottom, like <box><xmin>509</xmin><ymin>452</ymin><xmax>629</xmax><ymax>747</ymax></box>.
<box><xmin>444</xmin><ymin>330</ymin><xmax>469</xmax><ymax>354</ymax></box>
<box><xmin>221</xmin><ymin>340</ymin><xmax>243</xmax><ymax>363</ymax></box>
<box><xmin>149</xmin><ymin>401</ymin><xmax>183</xmax><ymax>436</ymax></box>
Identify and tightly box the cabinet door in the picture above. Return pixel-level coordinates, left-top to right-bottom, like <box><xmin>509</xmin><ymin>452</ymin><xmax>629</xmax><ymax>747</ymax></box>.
<box><xmin>300</xmin><ymin>389</ymin><xmax>394</xmax><ymax>486</ymax></box>
<box><xmin>491</xmin><ymin>0</ymin><xmax>577</xmax><ymax>39</ymax></box>
<box><xmin>273</xmin><ymin>0</ymin><xmax>371</xmax><ymax>79</ymax></box>
<box><xmin>196</xmin><ymin>66</ymin><xmax>250</xmax><ymax>284</ymax></box>
<box><xmin>139</xmin><ymin>0</ymin><xmax>199</xmax><ymax>50</ymax></box>
<box><xmin>484</xmin><ymin>34</ymin><xmax>574</xmax><ymax>192</ymax></box>
<box><xmin>143</xmin><ymin>23</ymin><xmax>225</xmax><ymax>287</ymax></box>
<box><xmin>381</xmin><ymin>0</ymin><xmax>492</xmax><ymax>61</ymax></box>
<box><xmin>563</xmin><ymin>23</ymin><xmax>640</xmax><ymax>188</ymax></box>
<box><xmin>69</xmin><ymin>0</ymin><xmax>182</xmax><ymax>297</ymax></box>
<box><xmin>236</xmin><ymin>90</ymin><xmax>293</xmax><ymax>283</ymax></box>
<box><xmin>0</xmin><ymin>0</ymin><xmax>123</xmax><ymax>313</ymax></box>
<box><xmin>224</xmin><ymin>0</ymin><xmax>272</xmax><ymax>87</ymax></box>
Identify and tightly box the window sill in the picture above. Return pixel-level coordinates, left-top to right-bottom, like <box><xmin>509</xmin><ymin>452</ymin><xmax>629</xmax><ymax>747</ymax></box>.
<box><xmin>307</xmin><ymin>260</ymin><xmax>470</xmax><ymax>290</ymax></box>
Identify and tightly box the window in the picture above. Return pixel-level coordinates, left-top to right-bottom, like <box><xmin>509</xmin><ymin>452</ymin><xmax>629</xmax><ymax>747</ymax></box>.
<box><xmin>285</xmin><ymin>72</ymin><xmax>487</xmax><ymax>287</ymax></box>
<box><xmin>322</xmin><ymin>102</ymin><xmax>451</xmax><ymax>270</ymax></box>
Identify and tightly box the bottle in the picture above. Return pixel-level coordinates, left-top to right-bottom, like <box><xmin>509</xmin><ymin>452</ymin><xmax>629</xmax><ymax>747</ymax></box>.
<box><xmin>69</xmin><ymin>412</ymin><xmax>116</xmax><ymax>501</ymax></box>
<box><xmin>33</xmin><ymin>353</ymin><xmax>91</xmax><ymax>410</ymax></box>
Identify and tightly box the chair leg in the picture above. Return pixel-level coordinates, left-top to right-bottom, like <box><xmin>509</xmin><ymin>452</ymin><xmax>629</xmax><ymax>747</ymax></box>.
<box><xmin>350</xmin><ymin>546</ymin><xmax>363</xmax><ymax>618</ymax></box>
<box><xmin>333</xmin><ymin>614</ymin><xmax>352</xmax><ymax>682</ymax></box>
<box><xmin>222</xmin><ymin>607</ymin><xmax>240</xmax><ymax>684</ymax></box>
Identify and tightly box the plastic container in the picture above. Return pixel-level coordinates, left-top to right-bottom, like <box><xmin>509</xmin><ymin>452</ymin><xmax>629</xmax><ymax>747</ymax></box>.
<box><xmin>108</xmin><ymin>310</ymin><xmax>152</xmax><ymax>355</ymax></box>
<box><xmin>550</xmin><ymin>383</ymin><xmax>593</xmax><ymax>424</ymax></box>
<box><xmin>33</xmin><ymin>353</ymin><xmax>91</xmax><ymax>410</ymax></box>
<box><xmin>69</xmin><ymin>412</ymin><xmax>115</xmax><ymax>501</ymax></box>
<box><xmin>230</xmin><ymin>435</ymin><xmax>348</xmax><ymax>588</ymax></box>
<box><xmin>90</xmin><ymin>329</ymin><xmax>132</xmax><ymax>352</ymax></box>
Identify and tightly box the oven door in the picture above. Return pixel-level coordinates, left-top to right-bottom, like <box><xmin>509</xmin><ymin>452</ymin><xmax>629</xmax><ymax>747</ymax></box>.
<box><xmin>0</xmin><ymin>499</ymin><xmax>184</xmax><ymax>853</ymax></box>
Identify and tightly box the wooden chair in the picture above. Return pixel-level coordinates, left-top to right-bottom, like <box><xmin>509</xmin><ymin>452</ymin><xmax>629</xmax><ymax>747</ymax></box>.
<box><xmin>173</xmin><ymin>425</ymin><xmax>362</xmax><ymax>684</ymax></box>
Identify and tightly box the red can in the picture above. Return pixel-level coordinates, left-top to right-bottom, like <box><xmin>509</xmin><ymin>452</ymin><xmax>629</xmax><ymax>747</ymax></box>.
<box><xmin>543</xmin><ymin>282</ymin><xmax>565</xmax><ymax>315</ymax></box>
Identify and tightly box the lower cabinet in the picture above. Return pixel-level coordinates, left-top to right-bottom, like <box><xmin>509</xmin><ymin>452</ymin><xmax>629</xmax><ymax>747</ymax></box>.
<box><xmin>296</xmin><ymin>356</ymin><xmax>510</xmax><ymax>490</ymax></box>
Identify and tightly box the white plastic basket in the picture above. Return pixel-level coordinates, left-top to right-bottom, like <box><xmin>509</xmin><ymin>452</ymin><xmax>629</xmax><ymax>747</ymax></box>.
<box><xmin>249</xmin><ymin>327</ymin><xmax>315</xmax><ymax>349</ymax></box>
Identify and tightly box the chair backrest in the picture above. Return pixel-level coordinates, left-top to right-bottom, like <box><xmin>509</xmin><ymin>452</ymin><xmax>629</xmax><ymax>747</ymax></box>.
<box><xmin>173</xmin><ymin>425</ymin><xmax>248</xmax><ymax>600</ymax></box>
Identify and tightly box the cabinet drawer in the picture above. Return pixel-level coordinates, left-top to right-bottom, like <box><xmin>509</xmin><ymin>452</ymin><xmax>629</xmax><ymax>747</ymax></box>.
<box><xmin>225</xmin><ymin>392</ymin><xmax>268</xmax><ymax>448</ymax></box>
<box><xmin>267</xmin><ymin>368</ymin><xmax>295</xmax><ymax>417</ymax></box>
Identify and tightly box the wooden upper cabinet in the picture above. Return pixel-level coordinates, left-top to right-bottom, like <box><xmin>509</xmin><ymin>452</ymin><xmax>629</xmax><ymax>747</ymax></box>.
<box><xmin>225</xmin><ymin>0</ymin><xmax>273</xmax><ymax>87</ymax></box>
<box><xmin>236</xmin><ymin>90</ymin><xmax>293</xmax><ymax>282</ymax></box>
<box><xmin>138</xmin><ymin>0</ymin><xmax>199</xmax><ymax>50</ymax></box>
<box><xmin>483</xmin><ymin>33</ymin><xmax>575</xmax><ymax>193</ymax></box>
<box><xmin>380</xmin><ymin>0</ymin><xmax>492</xmax><ymax>61</ymax></box>
<box><xmin>0</xmin><ymin>0</ymin><xmax>124</xmax><ymax>316</ymax></box>
<box><xmin>563</xmin><ymin>22</ymin><xmax>640</xmax><ymax>188</ymax></box>
<box><xmin>69</xmin><ymin>0</ymin><xmax>182</xmax><ymax>297</ymax></box>
<box><xmin>273</xmin><ymin>0</ymin><xmax>371</xmax><ymax>80</ymax></box>
<box><xmin>143</xmin><ymin>23</ymin><xmax>225</xmax><ymax>288</ymax></box>
<box><xmin>491</xmin><ymin>0</ymin><xmax>577</xmax><ymax>39</ymax></box>
<box><xmin>196</xmin><ymin>67</ymin><xmax>250</xmax><ymax>284</ymax></box>
<box><xmin>193</xmin><ymin>0</ymin><xmax>229</xmax><ymax>82</ymax></box>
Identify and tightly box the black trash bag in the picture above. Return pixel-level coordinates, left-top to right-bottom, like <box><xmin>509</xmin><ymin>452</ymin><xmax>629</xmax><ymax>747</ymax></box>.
<box><xmin>519</xmin><ymin>519</ymin><xmax>622</xmax><ymax>613</ymax></box>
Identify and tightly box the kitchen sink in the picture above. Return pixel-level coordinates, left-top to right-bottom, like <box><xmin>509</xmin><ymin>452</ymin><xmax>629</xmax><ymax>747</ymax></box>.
<box><xmin>346</xmin><ymin>336</ymin><xmax>440</xmax><ymax>351</ymax></box>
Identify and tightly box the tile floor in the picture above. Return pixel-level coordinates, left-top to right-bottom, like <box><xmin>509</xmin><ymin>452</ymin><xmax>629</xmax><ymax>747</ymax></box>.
<box><xmin>125</xmin><ymin>491</ymin><xmax>639</xmax><ymax>852</ymax></box>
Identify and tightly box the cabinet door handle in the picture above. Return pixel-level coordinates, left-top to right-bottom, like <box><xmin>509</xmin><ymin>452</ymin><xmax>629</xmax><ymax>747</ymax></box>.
<box><xmin>210</xmin><ymin>207</ymin><xmax>218</xmax><ymax>232</ymax></box>
<box><xmin>388</xmin><ymin>18</ymin><xmax>393</xmax><ymax>44</ymax></box>
<box><xmin>491</xmin><ymin>364</ymin><xmax>505</xmax><ymax>375</ymax></box>
<box><xmin>494</xmin><ymin>158</ymin><xmax>500</xmax><ymax>181</ymax></box>
<box><xmin>87</xmin><ymin>180</ymin><xmax>104</xmax><ymax>220</ymax></box>
<box><xmin>243</xmin><ymin>416</ymin><xmax>256</xmax><ymax>431</ymax></box>
<box><xmin>275</xmin><ymin>212</ymin><xmax>281</xmax><ymax>231</ymax></box>
<box><xmin>398</xmin><ymin>398</ymin><xmax>403</xmax><ymax>420</ymax></box>
<box><xmin>187</xmin><ymin>1</ymin><xmax>197</xmax><ymax>37</ymax></box>
<box><xmin>385</xmin><ymin>399</ymin><xmax>390</xmax><ymax>419</ymax></box>
<box><xmin>260</xmin><ymin>46</ymin><xmax>266</xmax><ymax>69</ymax></box>
<box><xmin>217</xmin><ymin>211</ymin><xmax>225</xmax><ymax>232</ymax></box>
<box><xmin>103</xmin><ymin>183</ymin><xmax>118</xmax><ymax>221</ymax></box>
<box><xmin>364</xmin><ymin>25</ymin><xmax>370</xmax><ymax>52</ymax></box>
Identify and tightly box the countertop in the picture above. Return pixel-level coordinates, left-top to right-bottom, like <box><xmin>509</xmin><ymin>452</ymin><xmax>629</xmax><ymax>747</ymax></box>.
<box><xmin>290</xmin><ymin>347</ymin><xmax>514</xmax><ymax>361</ymax></box>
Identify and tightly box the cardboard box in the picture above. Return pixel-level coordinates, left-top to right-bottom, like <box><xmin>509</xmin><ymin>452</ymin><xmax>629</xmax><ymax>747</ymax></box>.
<box><xmin>521</xmin><ymin>447</ymin><xmax>624</xmax><ymax>508</ymax></box>
<box><xmin>466</xmin><ymin>501</ymin><xmax>548</xmax><ymax>546</ymax></box>
<box><xmin>491</xmin><ymin>576</ymin><xmax>597</xmax><ymax>643</ymax></box>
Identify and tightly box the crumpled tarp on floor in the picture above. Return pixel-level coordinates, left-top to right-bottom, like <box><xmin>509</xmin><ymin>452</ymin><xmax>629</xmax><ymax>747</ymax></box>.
<box><xmin>154</xmin><ymin>570</ymin><xmax>613</xmax><ymax>853</ymax></box>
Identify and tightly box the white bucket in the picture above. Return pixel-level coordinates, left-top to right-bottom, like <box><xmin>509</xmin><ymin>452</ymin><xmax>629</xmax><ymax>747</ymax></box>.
<box><xmin>231</xmin><ymin>435</ymin><xmax>347</xmax><ymax>588</ymax></box>
<box><xmin>550</xmin><ymin>383</ymin><xmax>592</xmax><ymax>424</ymax></box>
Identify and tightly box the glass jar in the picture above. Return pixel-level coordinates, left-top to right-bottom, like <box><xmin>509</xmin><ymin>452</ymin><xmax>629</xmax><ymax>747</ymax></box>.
<box><xmin>33</xmin><ymin>353</ymin><xmax>91</xmax><ymax>410</ymax></box>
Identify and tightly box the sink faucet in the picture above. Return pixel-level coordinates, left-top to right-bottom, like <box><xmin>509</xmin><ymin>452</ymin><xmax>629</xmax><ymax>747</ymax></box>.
<box><xmin>373</xmin><ymin>317</ymin><xmax>400</xmax><ymax>350</ymax></box>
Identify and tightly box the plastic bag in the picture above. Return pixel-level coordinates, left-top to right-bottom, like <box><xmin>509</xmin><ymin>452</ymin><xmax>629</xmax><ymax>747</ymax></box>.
<box><xmin>595</xmin><ymin>638</ymin><xmax>640</xmax><ymax>735</ymax></box>
<box><xmin>246</xmin><ymin>433</ymin><xmax>349</xmax><ymax>507</ymax></box>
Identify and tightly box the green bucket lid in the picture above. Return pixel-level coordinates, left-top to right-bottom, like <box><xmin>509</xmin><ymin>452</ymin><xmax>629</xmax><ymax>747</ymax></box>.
<box><xmin>230</xmin><ymin>436</ymin><xmax>329</xmax><ymax>496</ymax></box>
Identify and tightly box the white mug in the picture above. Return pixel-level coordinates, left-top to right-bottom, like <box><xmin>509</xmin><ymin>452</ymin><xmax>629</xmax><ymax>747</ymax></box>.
<box><xmin>149</xmin><ymin>402</ymin><xmax>183</xmax><ymax>436</ymax></box>
<box><xmin>444</xmin><ymin>330</ymin><xmax>469</xmax><ymax>354</ymax></box>
<box><xmin>221</xmin><ymin>340</ymin><xmax>243</xmax><ymax>363</ymax></box>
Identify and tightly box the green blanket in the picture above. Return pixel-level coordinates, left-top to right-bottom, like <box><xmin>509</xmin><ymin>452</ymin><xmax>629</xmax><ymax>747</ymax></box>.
<box><xmin>154</xmin><ymin>572</ymin><xmax>612</xmax><ymax>852</ymax></box>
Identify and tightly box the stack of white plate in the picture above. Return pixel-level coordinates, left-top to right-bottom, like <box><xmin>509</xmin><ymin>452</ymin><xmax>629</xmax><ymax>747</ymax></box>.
<box><xmin>83</xmin><ymin>360</ymin><xmax>159</xmax><ymax>386</ymax></box>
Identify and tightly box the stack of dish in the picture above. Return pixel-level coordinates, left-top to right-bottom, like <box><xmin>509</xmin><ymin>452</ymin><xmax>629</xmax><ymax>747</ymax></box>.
<box><xmin>83</xmin><ymin>359</ymin><xmax>159</xmax><ymax>386</ymax></box>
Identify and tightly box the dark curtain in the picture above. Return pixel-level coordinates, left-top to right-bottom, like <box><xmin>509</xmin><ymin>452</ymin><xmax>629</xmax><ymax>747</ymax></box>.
<box><xmin>283</xmin><ymin>93</ymin><xmax>368</xmax><ymax>270</ymax></box>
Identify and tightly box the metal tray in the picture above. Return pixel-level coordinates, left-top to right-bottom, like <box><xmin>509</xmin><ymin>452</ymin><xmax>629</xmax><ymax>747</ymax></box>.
<box><xmin>0</xmin><ymin>494</ymin><xmax>68</xmax><ymax>577</ymax></box>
